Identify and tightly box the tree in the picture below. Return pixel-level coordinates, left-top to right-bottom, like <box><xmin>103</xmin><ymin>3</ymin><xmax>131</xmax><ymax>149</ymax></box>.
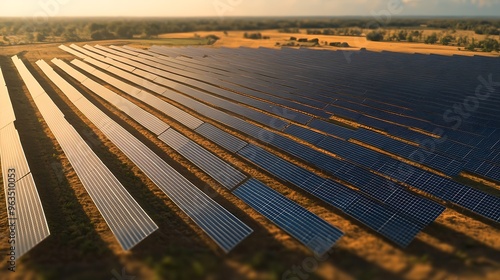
<box><xmin>62</xmin><ymin>28</ymin><xmax>80</xmax><ymax>42</ymax></box>
<box><xmin>479</xmin><ymin>38</ymin><xmax>500</xmax><ymax>52</ymax></box>
<box><xmin>36</xmin><ymin>32</ymin><xmax>46</xmax><ymax>42</ymax></box>
<box><xmin>366</xmin><ymin>31</ymin><xmax>384</xmax><ymax>41</ymax></box>
<box><xmin>90</xmin><ymin>30</ymin><xmax>115</xmax><ymax>40</ymax></box>
<box><xmin>116</xmin><ymin>25</ymin><xmax>133</xmax><ymax>39</ymax></box>
<box><xmin>205</xmin><ymin>34</ymin><xmax>220</xmax><ymax>44</ymax></box>
<box><xmin>144</xmin><ymin>23</ymin><xmax>160</xmax><ymax>38</ymax></box>
<box><xmin>425</xmin><ymin>33</ymin><xmax>438</xmax><ymax>44</ymax></box>
<box><xmin>440</xmin><ymin>35</ymin><xmax>453</xmax><ymax>46</ymax></box>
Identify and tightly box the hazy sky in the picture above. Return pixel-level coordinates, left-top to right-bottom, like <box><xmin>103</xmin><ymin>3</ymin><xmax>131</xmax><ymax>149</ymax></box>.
<box><xmin>0</xmin><ymin>0</ymin><xmax>499</xmax><ymax>17</ymax></box>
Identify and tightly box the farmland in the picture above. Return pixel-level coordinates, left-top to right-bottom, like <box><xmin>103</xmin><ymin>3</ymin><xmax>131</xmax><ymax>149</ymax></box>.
<box><xmin>0</xmin><ymin>34</ymin><xmax>500</xmax><ymax>280</ymax></box>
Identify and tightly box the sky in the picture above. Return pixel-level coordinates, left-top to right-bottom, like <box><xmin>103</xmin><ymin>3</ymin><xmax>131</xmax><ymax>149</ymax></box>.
<box><xmin>0</xmin><ymin>0</ymin><xmax>499</xmax><ymax>18</ymax></box>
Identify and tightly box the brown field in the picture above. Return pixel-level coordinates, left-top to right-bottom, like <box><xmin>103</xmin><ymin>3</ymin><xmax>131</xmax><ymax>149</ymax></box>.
<box><xmin>160</xmin><ymin>29</ymin><xmax>500</xmax><ymax>57</ymax></box>
<box><xmin>0</xmin><ymin>37</ymin><xmax>499</xmax><ymax>280</ymax></box>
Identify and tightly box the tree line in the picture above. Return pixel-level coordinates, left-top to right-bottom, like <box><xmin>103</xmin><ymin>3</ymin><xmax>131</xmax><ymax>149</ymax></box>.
<box><xmin>0</xmin><ymin>17</ymin><xmax>499</xmax><ymax>45</ymax></box>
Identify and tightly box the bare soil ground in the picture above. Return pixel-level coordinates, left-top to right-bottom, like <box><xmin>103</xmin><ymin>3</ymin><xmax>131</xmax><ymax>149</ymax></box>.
<box><xmin>0</xmin><ymin>39</ymin><xmax>499</xmax><ymax>280</ymax></box>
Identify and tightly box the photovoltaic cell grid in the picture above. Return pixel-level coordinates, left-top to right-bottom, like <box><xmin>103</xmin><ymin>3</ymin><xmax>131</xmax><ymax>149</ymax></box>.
<box><xmin>55</xmin><ymin>57</ymin><xmax>343</xmax><ymax>254</ymax></box>
<box><xmin>59</xmin><ymin>44</ymin><xmax>500</xmax><ymax>244</ymax></box>
<box><xmin>233</xmin><ymin>179</ymin><xmax>343</xmax><ymax>256</ymax></box>
<box><xmin>48</xmin><ymin>58</ymin><xmax>253</xmax><ymax>252</ymax></box>
<box><xmin>0</xmin><ymin>67</ymin><xmax>50</xmax><ymax>258</ymax></box>
<box><xmin>353</xmin><ymin>129</ymin><xmax>464</xmax><ymax>176</ymax></box>
<box><xmin>22</xmin><ymin>58</ymin><xmax>159</xmax><ymax>251</ymax></box>
<box><xmin>158</xmin><ymin>129</ymin><xmax>247</xmax><ymax>190</ymax></box>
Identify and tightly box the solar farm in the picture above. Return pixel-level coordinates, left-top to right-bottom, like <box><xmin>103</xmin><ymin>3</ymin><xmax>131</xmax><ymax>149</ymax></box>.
<box><xmin>0</xmin><ymin>43</ymin><xmax>499</xmax><ymax>279</ymax></box>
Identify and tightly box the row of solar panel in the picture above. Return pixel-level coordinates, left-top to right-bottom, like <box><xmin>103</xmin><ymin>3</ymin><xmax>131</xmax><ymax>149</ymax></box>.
<box><xmin>0</xmin><ymin>66</ymin><xmax>51</xmax><ymax>259</ymax></box>
<box><xmin>64</xmin><ymin>44</ymin><xmax>428</xmax><ymax>247</ymax></box>
<box><xmin>54</xmin><ymin>54</ymin><xmax>344</xmax><ymax>254</ymax></box>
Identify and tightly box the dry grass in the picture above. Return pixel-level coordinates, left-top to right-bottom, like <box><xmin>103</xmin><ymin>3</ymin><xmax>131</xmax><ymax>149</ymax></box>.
<box><xmin>165</xmin><ymin>29</ymin><xmax>500</xmax><ymax>58</ymax></box>
<box><xmin>0</xmin><ymin>40</ymin><xmax>499</xmax><ymax>280</ymax></box>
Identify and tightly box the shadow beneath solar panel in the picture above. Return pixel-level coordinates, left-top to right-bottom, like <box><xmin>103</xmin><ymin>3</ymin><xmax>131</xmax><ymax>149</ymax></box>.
<box><xmin>1</xmin><ymin>56</ymin><xmax>122</xmax><ymax>277</ymax></box>
<box><xmin>445</xmin><ymin>203</ymin><xmax>500</xmax><ymax>230</ymax></box>
<box><xmin>402</xmin><ymin>223</ymin><xmax>500</xmax><ymax>278</ymax></box>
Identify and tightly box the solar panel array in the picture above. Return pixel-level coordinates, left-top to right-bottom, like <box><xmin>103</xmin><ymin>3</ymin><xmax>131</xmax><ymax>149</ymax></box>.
<box><xmin>12</xmin><ymin>56</ymin><xmax>159</xmax><ymax>251</ymax></box>
<box><xmin>0</xmin><ymin>67</ymin><xmax>50</xmax><ymax>258</ymax></box>
<box><xmin>145</xmin><ymin>45</ymin><xmax>500</xmax><ymax>222</ymax></box>
<box><xmin>57</xmin><ymin>45</ymin><xmax>434</xmax><ymax>247</ymax></box>
<box><xmin>53</xmin><ymin>57</ymin><xmax>344</xmax><ymax>254</ymax></box>
<box><xmin>51</xmin><ymin>43</ymin><xmax>500</xmax><ymax>251</ymax></box>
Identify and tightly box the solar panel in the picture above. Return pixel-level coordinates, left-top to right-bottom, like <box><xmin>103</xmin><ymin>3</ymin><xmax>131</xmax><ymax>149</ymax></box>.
<box><xmin>284</xmin><ymin>124</ymin><xmax>326</xmax><ymax>145</ymax></box>
<box><xmin>79</xmin><ymin>77</ymin><xmax>170</xmax><ymax>136</ymax></box>
<box><xmin>0</xmin><ymin>118</ymin><xmax>51</xmax><ymax>258</ymax></box>
<box><xmin>194</xmin><ymin>123</ymin><xmax>248</xmax><ymax>153</ymax></box>
<box><xmin>69</xmin><ymin>44</ymin><xmax>106</xmax><ymax>60</ymax></box>
<box><xmin>0</xmin><ymin>68</ymin><xmax>16</xmax><ymax>129</ymax></box>
<box><xmin>158</xmin><ymin>128</ymin><xmax>247</xmax><ymax>190</ymax></box>
<box><xmin>44</xmin><ymin>58</ymin><xmax>253</xmax><ymax>252</ymax></box>
<box><xmin>2</xmin><ymin>173</ymin><xmax>50</xmax><ymax>258</ymax></box>
<box><xmin>233</xmin><ymin>179</ymin><xmax>343</xmax><ymax>255</ymax></box>
<box><xmin>307</xmin><ymin>119</ymin><xmax>355</xmax><ymax>140</ymax></box>
<box><xmin>59</xmin><ymin>44</ymin><xmax>87</xmax><ymax>59</ymax></box>
<box><xmin>344</xmin><ymin>196</ymin><xmax>422</xmax><ymax>247</ymax></box>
